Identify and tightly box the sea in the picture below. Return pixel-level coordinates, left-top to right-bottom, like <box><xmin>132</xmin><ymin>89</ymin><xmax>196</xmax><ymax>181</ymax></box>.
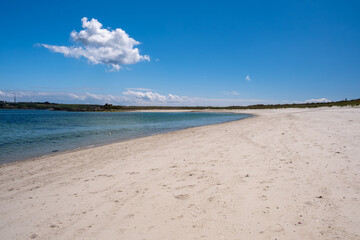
<box><xmin>0</xmin><ymin>109</ymin><xmax>251</xmax><ymax>164</ymax></box>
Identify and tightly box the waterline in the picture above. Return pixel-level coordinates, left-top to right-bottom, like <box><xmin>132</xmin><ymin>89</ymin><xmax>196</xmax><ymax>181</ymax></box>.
<box><xmin>0</xmin><ymin>110</ymin><xmax>251</xmax><ymax>164</ymax></box>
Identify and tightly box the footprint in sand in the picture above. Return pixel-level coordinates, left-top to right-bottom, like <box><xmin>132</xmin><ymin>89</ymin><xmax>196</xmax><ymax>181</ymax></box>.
<box><xmin>30</xmin><ymin>233</ymin><xmax>38</xmax><ymax>239</ymax></box>
<box><xmin>97</xmin><ymin>174</ymin><xmax>113</xmax><ymax>177</ymax></box>
<box><xmin>174</xmin><ymin>194</ymin><xmax>189</xmax><ymax>200</ymax></box>
<box><xmin>49</xmin><ymin>224</ymin><xmax>59</xmax><ymax>229</ymax></box>
<box><xmin>259</xmin><ymin>195</ymin><xmax>268</xmax><ymax>200</ymax></box>
<box><xmin>175</xmin><ymin>185</ymin><xmax>195</xmax><ymax>190</ymax></box>
<box><xmin>187</xmin><ymin>204</ymin><xmax>196</xmax><ymax>208</ymax></box>
<box><xmin>262</xmin><ymin>208</ymin><xmax>270</xmax><ymax>214</ymax></box>
<box><xmin>267</xmin><ymin>224</ymin><xmax>284</xmax><ymax>232</ymax></box>
<box><xmin>125</xmin><ymin>213</ymin><xmax>135</xmax><ymax>218</ymax></box>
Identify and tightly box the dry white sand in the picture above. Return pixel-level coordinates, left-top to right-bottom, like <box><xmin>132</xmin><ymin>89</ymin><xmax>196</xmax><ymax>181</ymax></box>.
<box><xmin>0</xmin><ymin>107</ymin><xmax>359</xmax><ymax>240</ymax></box>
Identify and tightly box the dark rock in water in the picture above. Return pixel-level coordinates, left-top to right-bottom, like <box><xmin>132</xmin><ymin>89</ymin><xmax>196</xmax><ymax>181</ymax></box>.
<box><xmin>52</xmin><ymin>149</ymin><xmax>59</xmax><ymax>153</ymax></box>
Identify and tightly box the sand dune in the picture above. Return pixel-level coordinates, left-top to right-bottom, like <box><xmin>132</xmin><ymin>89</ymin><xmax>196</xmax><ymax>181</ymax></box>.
<box><xmin>0</xmin><ymin>107</ymin><xmax>359</xmax><ymax>239</ymax></box>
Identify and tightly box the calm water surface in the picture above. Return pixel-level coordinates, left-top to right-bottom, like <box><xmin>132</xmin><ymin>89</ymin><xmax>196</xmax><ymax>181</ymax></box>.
<box><xmin>0</xmin><ymin>110</ymin><xmax>251</xmax><ymax>164</ymax></box>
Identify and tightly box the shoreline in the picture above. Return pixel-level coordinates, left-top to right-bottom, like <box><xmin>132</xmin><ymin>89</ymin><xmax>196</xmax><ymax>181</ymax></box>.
<box><xmin>0</xmin><ymin>107</ymin><xmax>359</xmax><ymax>239</ymax></box>
<box><xmin>0</xmin><ymin>111</ymin><xmax>253</xmax><ymax>166</ymax></box>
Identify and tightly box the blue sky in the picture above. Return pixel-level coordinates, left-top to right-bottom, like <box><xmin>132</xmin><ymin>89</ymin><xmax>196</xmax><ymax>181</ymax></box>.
<box><xmin>0</xmin><ymin>0</ymin><xmax>359</xmax><ymax>106</ymax></box>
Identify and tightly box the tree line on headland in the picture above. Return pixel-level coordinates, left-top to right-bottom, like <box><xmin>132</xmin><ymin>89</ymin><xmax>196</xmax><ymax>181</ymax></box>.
<box><xmin>0</xmin><ymin>98</ymin><xmax>359</xmax><ymax>112</ymax></box>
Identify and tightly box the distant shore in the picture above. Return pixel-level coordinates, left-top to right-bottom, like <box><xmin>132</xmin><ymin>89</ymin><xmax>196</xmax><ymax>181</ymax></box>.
<box><xmin>1</xmin><ymin>98</ymin><xmax>359</xmax><ymax>112</ymax></box>
<box><xmin>0</xmin><ymin>107</ymin><xmax>359</xmax><ymax>239</ymax></box>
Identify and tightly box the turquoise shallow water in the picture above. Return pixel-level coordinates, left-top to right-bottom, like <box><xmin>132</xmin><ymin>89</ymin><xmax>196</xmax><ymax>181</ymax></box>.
<box><xmin>0</xmin><ymin>110</ymin><xmax>251</xmax><ymax>164</ymax></box>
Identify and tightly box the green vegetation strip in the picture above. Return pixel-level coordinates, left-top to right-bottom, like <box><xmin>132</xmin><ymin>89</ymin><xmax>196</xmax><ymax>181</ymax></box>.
<box><xmin>0</xmin><ymin>99</ymin><xmax>359</xmax><ymax>112</ymax></box>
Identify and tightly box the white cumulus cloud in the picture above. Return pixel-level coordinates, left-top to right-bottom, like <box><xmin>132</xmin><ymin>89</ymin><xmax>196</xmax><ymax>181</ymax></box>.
<box><xmin>122</xmin><ymin>90</ymin><xmax>191</xmax><ymax>104</ymax></box>
<box><xmin>0</xmin><ymin>90</ymin><xmax>271</xmax><ymax>106</ymax></box>
<box><xmin>41</xmin><ymin>17</ymin><xmax>149</xmax><ymax>71</ymax></box>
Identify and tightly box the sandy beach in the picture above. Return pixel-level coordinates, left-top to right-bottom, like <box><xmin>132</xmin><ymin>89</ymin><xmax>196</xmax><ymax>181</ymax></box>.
<box><xmin>0</xmin><ymin>107</ymin><xmax>359</xmax><ymax>240</ymax></box>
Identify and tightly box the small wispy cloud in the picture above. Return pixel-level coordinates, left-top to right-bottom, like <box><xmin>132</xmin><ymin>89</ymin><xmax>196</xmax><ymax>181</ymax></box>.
<box><xmin>31</xmin><ymin>86</ymin><xmax>100</xmax><ymax>91</ymax></box>
<box><xmin>223</xmin><ymin>91</ymin><xmax>240</xmax><ymax>96</ymax></box>
<box><xmin>40</xmin><ymin>17</ymin><xmax>149</xmax><ymax>71</ymax></box>
<box><xmin>245</xmin><ymin>75</ymin><xmax>251</xmax><ymax>81</ymax></box>
<box><xmin>305</xmin><ymin>98</ymin><xmax>331</xmax><ymax>103</ymax></box>
<box><xmin>0</xmin><ymin>90</ymin><xmax>122</xmax><ymax>103</ymax></box>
